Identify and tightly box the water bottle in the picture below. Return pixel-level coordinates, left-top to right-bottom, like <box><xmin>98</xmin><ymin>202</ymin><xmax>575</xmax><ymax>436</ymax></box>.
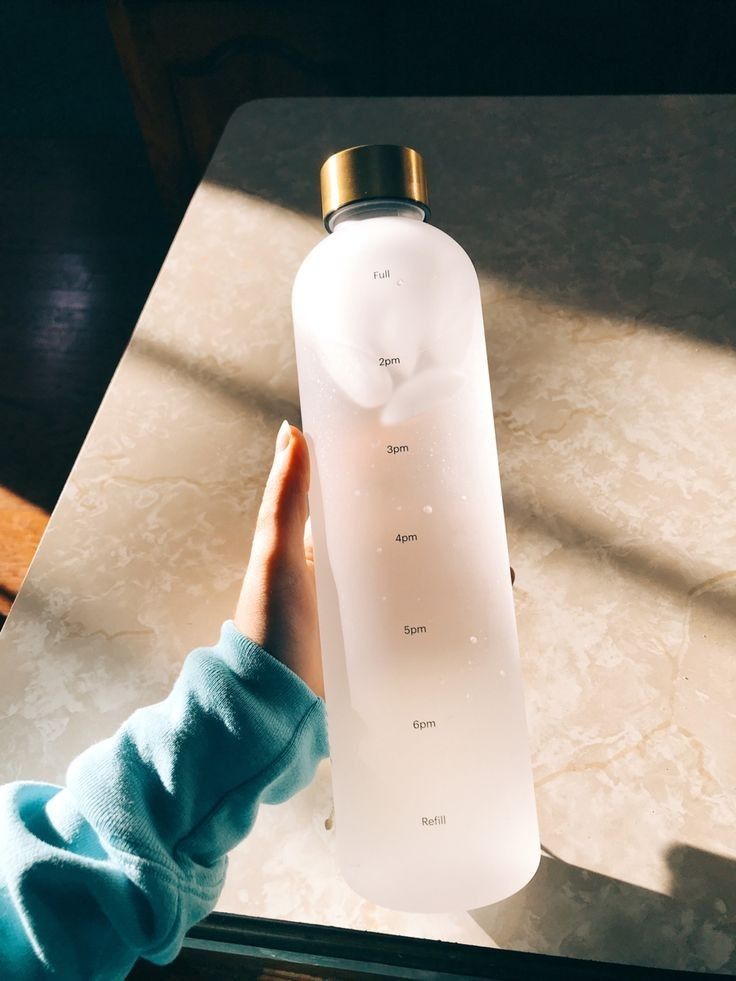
<box><xmin>291</xmin><ymin>144</ymin><xmax>539</xmax><ymax>912</ymax></box>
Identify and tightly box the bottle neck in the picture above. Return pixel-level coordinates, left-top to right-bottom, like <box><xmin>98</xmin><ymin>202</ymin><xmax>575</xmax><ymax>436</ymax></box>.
<box><xmin>329</xmin><ymin>198</ymin><xmax>428</xmax><ymax>232</ymax></box>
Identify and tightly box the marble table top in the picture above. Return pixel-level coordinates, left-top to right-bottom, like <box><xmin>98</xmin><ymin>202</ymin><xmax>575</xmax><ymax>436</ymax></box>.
<box><xmin>1</xmin><ymin>96</ymin><xmax>735</xmax><ymax>975</ymax></box>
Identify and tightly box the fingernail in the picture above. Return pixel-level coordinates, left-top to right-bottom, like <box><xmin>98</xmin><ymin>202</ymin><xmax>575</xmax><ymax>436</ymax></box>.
<box><xmin>275</xmin><ymin>419</ymin><xmax>292</xmax><ymax>456</ymax></box>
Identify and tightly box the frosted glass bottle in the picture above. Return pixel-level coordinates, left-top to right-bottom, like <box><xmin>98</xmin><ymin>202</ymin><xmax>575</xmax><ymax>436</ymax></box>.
<box><xmin>291</xmin><ymin>145</ymin><xmax>539</xmax><ymax>913</ymax></box>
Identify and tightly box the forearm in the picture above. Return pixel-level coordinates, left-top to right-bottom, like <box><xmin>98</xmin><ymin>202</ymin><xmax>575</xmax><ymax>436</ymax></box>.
<box><xmin>0</xmin><ymin>621</ymin><xmax>329</xmax><ymax>979</ymax></box>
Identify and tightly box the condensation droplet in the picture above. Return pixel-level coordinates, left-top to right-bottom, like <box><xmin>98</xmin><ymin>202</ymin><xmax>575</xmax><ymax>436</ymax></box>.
<box><xmin>422</xmin><ymin>505</ymin><xmax>433</xmax><ymax>514</ymax></box>
<box><xmin>376</xmin><ymin>547</ymin><xmax>383</xmax><ymax>553</ymax></box>
<box><xmin>396</xmin><ymin>505</ymin><xmax>403</xmax><ymax>511</ymax></box>
<box><xmin>499</xmin><ymin>669</ymin><xmax>506</xmax><ymax>677</ymax></box>
<box><xmin>381</xmin><ymin>595</ymin><xmax>387</xmax><ymax>601</ymax></box>
<box><xmin>396</xmin><ymin>279</ymin><xmax>405</xmax><ymax>287</ymax></box>
<box><xmin>354</xmin><ymin>489</ymin><xmax>361</xmax><ymax>496</ymax></box>
<box><xmin>469</xmin><ymin>636</ymin><xmax>478</xmax><ymax>644</ymax></box>
<box><xmin>461</xmin><ymin>494</ymin><xmax>468</xmax><ymax>501</ymax></box>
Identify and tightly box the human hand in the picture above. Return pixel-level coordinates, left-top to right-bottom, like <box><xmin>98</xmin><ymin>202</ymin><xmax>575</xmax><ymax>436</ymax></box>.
<box><xmin>234</xmin><ymin>421</ymin><xmax>325</xmax><ymax>700</ymax></box>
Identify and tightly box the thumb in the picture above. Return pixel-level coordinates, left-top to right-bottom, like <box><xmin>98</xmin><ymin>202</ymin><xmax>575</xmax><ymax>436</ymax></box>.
<box><xmin>253</xmin><ymin>421</ymin><xmax>309</xmax><ymax>550</ymax></box>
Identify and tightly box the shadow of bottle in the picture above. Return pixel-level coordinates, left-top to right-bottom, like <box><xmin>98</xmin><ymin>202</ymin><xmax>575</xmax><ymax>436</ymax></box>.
<box><xmin>470</xmin><ymin>843</ymin><xmax>736</xmax><ymax>974</ymax></box>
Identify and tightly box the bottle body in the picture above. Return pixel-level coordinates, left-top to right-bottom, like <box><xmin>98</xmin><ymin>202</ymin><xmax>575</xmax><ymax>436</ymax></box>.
<box><xmin>292</xmin><ymin>212</ymin><xmax>539</xmax><ymax>912</ymax></box>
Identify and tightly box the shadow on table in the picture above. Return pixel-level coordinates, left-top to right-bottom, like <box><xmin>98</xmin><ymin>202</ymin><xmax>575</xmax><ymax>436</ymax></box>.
<box><xmin>471</xmin><ymin>842</ymin><xmax>736</xmax><ymax>974</ymax></box>
<box><xmin>503</xmin><ymin>493</ymin><xmax>736</xmax><ymax>630</ymax></box>
<box><xmin>206</xmin><ymin>94</ymin><xmax>736</xmax><ymax>351</ymax></box>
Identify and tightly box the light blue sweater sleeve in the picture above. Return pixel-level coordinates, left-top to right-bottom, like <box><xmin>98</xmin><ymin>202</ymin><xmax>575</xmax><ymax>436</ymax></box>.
<box><xmin>0</xmin><ymin>620</ymin><xmax>330</xmax><ymax>980</ymax></box>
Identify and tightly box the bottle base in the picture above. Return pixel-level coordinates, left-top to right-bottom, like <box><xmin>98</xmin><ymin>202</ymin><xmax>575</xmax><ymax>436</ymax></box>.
<box><xmin>340</xmin><ymin>846</ymin><xmax>541</xmax><ymax>914</ymax></box>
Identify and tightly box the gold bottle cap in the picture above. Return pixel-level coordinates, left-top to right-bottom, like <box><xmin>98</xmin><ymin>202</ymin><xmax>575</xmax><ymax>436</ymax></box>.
<box><xmin>320</xmin><ymin>144</ymin><xmax>430</xmax><ymax>230</ymax></box>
